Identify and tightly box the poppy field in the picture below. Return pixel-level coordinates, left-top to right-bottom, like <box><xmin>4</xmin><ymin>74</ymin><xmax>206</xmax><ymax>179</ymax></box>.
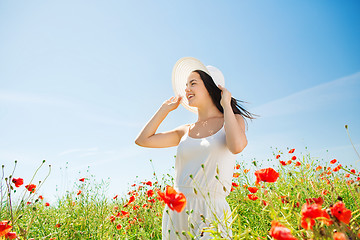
<box><xmin>1</xmin><ymin>132</ymin><xmax>360</xmax><ymax>239</ymax></box>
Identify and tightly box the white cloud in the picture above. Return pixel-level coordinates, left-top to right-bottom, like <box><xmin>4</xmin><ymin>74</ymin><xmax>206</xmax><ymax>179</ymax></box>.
<box><xmin>73</xmin><ymin>145</ymin><xmax>142</xmax><ymax>169</ymax></box>
<box><xmin>0</xmin><ymin>91</ymin><xmax>69</xmax><ymax>106</ymax></box>
<box><xmin>0</xmin><ymin>90</ymin><xmax>141</xmax><ymax>127</ymax></box>
<box><xmin>249</xmin><ymin>71</ymin><xmax>360</xmax><ymax>118</ymax></box>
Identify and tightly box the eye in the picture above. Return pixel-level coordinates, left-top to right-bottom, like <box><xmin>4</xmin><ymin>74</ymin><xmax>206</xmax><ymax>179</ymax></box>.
<box><xmin>191</xmin><ymin>83</ymin><xmax>195</xmax><ymax>86</ymax></box>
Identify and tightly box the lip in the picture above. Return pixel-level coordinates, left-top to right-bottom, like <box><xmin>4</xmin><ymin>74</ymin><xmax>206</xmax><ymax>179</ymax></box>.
<box><xmin>187</xmin><ymin>94</ymin><xmax>195</xmax><ymax>100</ymax></box>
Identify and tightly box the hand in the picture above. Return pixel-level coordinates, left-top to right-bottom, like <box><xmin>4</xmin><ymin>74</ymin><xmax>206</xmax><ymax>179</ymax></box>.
<box><xmin>161</xmin><ymin>96</ymin><xmax>183</xmax><ymax>112</ymax></box>
<box><xmin>217</xmin><ymin>84</ymin><xmax>232</xmax><ymax>108</ymax></box>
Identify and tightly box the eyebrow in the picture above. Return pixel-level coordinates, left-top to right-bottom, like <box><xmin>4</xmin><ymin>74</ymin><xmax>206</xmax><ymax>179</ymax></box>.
<box><xmin>185</xmin><ymin>79</ymin><xmax>197</xmax><ymax>87</ymax></box>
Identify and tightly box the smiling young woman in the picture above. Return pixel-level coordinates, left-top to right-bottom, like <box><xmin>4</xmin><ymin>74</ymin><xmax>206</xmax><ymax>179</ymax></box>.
<box><xmin>135</xmin><ymin>57</ymin><xmax>259</xmax><ymax>239</ymax></box>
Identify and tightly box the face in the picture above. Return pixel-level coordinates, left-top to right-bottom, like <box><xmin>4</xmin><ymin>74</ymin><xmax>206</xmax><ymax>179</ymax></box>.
<box><xmin>185</xmin><ymin>71</ymin><xmax>211</xmax><ymax>107</ymax></box>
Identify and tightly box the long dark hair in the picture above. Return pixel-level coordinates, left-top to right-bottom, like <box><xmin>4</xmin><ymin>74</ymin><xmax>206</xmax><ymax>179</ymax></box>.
<box><xmin>192</xmin><ymin>70</ymin><xmax>260</xmax><ymax>131</ymax></box>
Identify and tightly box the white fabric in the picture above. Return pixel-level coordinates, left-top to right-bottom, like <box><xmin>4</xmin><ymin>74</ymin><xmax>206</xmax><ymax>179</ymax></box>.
<box><xmin>162</xmin><ymin>123</ymin><xmax>236</xmax><ymax>239</ymax></box>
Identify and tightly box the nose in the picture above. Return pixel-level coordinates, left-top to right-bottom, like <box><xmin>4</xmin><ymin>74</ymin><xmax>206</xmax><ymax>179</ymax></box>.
<box><xmin>185</xmin><ymin>85</ymin><xmax>190</xmax><ymax>92</ymax></box>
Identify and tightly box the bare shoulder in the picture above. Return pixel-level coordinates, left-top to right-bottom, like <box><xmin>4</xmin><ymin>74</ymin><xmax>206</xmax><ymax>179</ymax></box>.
<box><xmin>175</xmin><ymin>123</ymin><xmax>191</xmax><ymax>139</ymax></box>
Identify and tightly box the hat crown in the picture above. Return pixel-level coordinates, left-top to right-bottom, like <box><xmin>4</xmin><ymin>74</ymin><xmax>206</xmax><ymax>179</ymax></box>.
<box><xmin>206</xmin><ymin>65</ymin><xmax>225</xmax><ymax>87</ymax></box>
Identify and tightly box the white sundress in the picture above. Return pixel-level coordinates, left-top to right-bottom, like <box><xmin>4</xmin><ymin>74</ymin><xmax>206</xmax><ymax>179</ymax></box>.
<box><xmin>162</xmin><ymin>123</ymin><xmax>237</xmax><ymax>240</ymax></box>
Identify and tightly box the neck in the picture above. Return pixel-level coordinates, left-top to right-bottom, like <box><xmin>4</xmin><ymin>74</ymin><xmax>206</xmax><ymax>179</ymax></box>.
<box><xmin>196</xmin><ymin>105</ymin><xmax>224</xmax><ymax>122</ymax></box>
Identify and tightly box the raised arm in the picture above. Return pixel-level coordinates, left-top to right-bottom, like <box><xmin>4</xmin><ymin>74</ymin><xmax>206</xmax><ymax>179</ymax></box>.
<box><xmin>134</xmin><ymin>96</ymin><xmax>185</xmax><ymax>148</ymax></box>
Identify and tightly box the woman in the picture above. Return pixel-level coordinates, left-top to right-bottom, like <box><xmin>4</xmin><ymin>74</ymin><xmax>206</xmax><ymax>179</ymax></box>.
<box><xmin>135</xmin><ymin>57</ymin><xmax>258</xmax><ymax>239</ymax></box>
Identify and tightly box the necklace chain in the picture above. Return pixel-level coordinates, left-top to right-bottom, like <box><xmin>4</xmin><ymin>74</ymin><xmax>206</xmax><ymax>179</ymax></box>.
<box><xmin>196</xmin><ymin>116</ymin><xmax>223</xmax><ymax>123</ymax></box>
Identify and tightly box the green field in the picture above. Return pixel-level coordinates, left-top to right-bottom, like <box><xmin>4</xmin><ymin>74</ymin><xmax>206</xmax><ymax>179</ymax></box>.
<box><xmin>1</xmin><ymin>145</ymin><xmax>359</xmax><ymax>240</ymax></box>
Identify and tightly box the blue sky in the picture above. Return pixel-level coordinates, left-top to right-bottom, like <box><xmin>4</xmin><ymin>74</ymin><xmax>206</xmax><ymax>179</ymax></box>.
<box><xmin>1</xmin><ymin>0</ymin><xmax>359</xmax><ymax>203</ymax></box>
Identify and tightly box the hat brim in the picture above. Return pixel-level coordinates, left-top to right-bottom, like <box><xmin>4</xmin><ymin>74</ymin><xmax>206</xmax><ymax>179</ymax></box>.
<box><xmin>171</xmin><ymin>57</ymin><xmax>211</xmax><ymax>114</ymax></box>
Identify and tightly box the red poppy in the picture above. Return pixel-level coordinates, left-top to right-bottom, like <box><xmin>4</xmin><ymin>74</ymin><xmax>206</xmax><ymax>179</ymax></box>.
<box><xmin>330</xmin><ymin>201</ymin><xmax>352</xmax><ymax>224</ymax></box>
<box><xmin>301</xmin><ymin>203</ymin><xmax>325</xmax><ymax>219</ymax></box>
<box><xmin>316</xmin><ymin>166</ymin><xmax>322</xmax><ymax>171</ymax></box>
<box><xmin>4</xmin><ymin>232</ymin><xmax>17</xmax><ymax>239</ymax></box>
<box><xmin>25</xmin><ymin>184</ymin><xmax>36</xmax><ymax>193</ymax></box>
<box><xmin>269</xmin><ymin>220</ymin><xmax>298</xmax><ymax>240</ymax></box>
<box><xmin>345</xmin><ymin>173</ymin><xmax>350</xmax><ymax>178</ymax></box>
<box><xmin>333</xmin><ymin>232</ymin><xmax>347</xmax><ymax>240</ymax></box>
<box><xmin>255</xmin><ymin>168</ymin><xmax>279</xmax><ymax>183</ymax></box>
<box><xmin>45</xmin><ymin>202</ymin><xmax>50</xmax><ymax>206</ymax></box>
<box><xmin>305</xmin><ymin>197</ymin><xmax>324</xmax><ymax>205</ymax></box>
<box><xmin>281</xmin><ymin>196</ymin><xmax>289</xmax><ymax>204</ymax></box>
<box><xmin>262</xmin><ymin>200</ymin><xmax>269</xmax><ymax>206</ymax></box>
<box><xmin>109</xmin><ymin>215</ymin><xmax>116</xmax><ymax>222</ymax></box>
<box><xmin>279</xmin><ymin>161</ymin><xmax>286</xmax><ymax>166</ymax></box>
<box><xmin>12</xmin><ymin>177</ymin><xmax>23</xmax><ymax>187</ymax></box>
<box><xmin>292</xmin><ymin>156</ymin><xmax>297</xmax><ymax>160</ymax></box>
<box><xmin>233</xmin><ymin>173</ymin><xmax>240</xmax><ymax>178</ymax></box>
<box><xmin>55</xmin><ymin>223</ymin><xmax>61</xmax><ymax>228</ymax></box>
<box><xmin>232</xmin><ymin>182</ymin><xmax>239</xmax><ymax>188</ymax></box>
<box><xmin>144</xmin><ymin>181</ymin><xmax>152</xmax><ymax>186</ymax></box>
<box><xmin>235</xmin><ymin>164</ymin><xmax>240</xmax><ymax>169</ymax></box>
<box><xmin>287</xmin><ymin>160</ymin><xmax>292</xmax><ymax>165</ymax></box>
<box><xmin>113</xmin><ymin>195</ymin><xmax>118</xmax><ymax>199</ymax></box>
<box><xmin>79</xmin><ymin>178</ymin><xmax>85</xmax><ymax>182</ymax></box>
<box><xmin>322</xmin><ymin>190</ymin><xmax>329</xmax><ymax>195</ymax></box>
<box><xmin>157</xmin><ymin>186</ymin><xmax>187</xmax><ymax>212</ymax></box>
<box><xmin>38</xmin><ymin>195</ymin><xmax>44</xmax><ymax>200</ymax></box>
<box><xmin>133</xmin><ymin>205</ymin><xmax>140</xmax><ymax>210</ymax></box>
<box><xmin>123</xmin><ymin>195</ymin><xmax>135</xmax><ymax>208</ymax></box>
<box><xmin>294</xmin><ymin>202</ymin><xmax>300</xmax><ymax>208</ymax></box>
<box><xmin>346</xmin><ymin>180</ymin><xmax>354</xmax><ymax>185</ymax></box>
<box><xmin>119</xmin><ymin>210</ymin><xmax>130</xmax><ymax>218</ymax></box>
<box><xmin>116</xmin><ymin>224</ymin><xmax>122</xmax><ymax>230</ymax></box>
<box><xmin>244</xmin><ymin>169</ymin><xmax>250</xmax><ymax>174</ymax></box>
<box><xmin>350</xmin><ymin>169</ymin><xmax>356</xmax><ymax>174</ymax></box>
<box><xmin>146</xmin><ymin>189</ymin><xmax>154</xmax><ymax>197</ymax></box>
<box><xmin>276</xmin><ymin>154</ymin><xmax>280</xmax><ymax>159</ymax></box>
<box><xmin>77</xmin><ymin>190</ymin><xmax>82</xmax><ymax>195</ymax></box>
<box><xmin>295</xmin><ymin>161</ymin><xmax>301</xmax><ymax>166</ymax></box>
<box><xmin>247</xmin><ymin>194</ymin><xmax>258</xmax><ymax>201</ymax></box>
<box><xmin>301</xmin><ymin>203</ymin><xmax>331</xmax><ymax>229</ymax></box>
<box><xmin>330</xmin><ymin>159</ymin><xmax>337</xmax><ymax>164</ymax></box>
<box><xmin>115</xmin><ymin>212</ymin><xmax>124</xmax><ymax>218</ymax></box>
<box><xmin>288</xmin><ymin>149</ymin><xmax>295</xmax><ymax>154</ymax></box>
<box><xmin>248</xmin><ymin>187</ymin><xmax>258</xmax><ymax>193</ymax></box>
<box><xmin>333</xmin><ymin>164</ymin><xmax>342</xmax><ymax>172</ymax></box>
<box><xmin>0</xmin><ymin>220</ymin><xmax>12</xmax><ymax>237</ymax></box>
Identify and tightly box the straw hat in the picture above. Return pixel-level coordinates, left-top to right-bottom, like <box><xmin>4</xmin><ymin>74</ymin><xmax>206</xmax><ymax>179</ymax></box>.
<box><xmin>171</xmin><ymin>57</ymin><xmax>225</xmax><ymax>114</ymax></box>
